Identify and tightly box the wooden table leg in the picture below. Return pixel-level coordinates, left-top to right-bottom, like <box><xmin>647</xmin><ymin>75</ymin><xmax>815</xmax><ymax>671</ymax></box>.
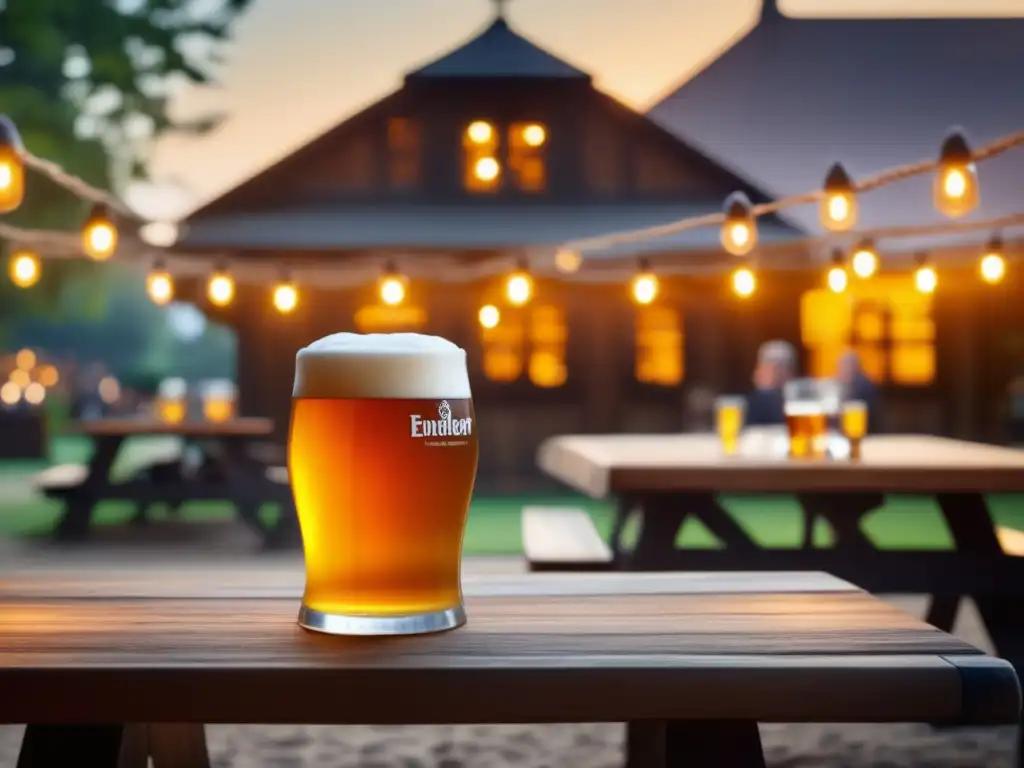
<box><xmin>626</xmin><ymin>720</ymin><xmax>766</xmax><ymax>768</ymax></box>
<box><xmin>17</xmin><ymin>724</ymin><xmax>143</xmax><ymax>768</ymax></box>
<box><xmin>148</xmin><ymin>723</ymin><xmax>211</xmax><ymax>768</ymax></box>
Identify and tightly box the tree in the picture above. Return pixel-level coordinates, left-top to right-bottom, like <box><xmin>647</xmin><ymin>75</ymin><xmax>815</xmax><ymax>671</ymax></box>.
<box><xmin>0</xmin><ymin>0</ymin><xmax>253</xmax><ymax>320</ymax></box>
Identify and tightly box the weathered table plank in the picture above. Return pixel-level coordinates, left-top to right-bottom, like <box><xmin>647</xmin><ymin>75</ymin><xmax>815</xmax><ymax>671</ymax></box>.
<box><xmin>538</xmin><ymin>434</ymin><xmax>1024</xmax><ymax>496</ymax></box>
<box><xmin>0</xmin><ymin>571</ymin><xmax>1016</xmax><ymax>727</ymax></box>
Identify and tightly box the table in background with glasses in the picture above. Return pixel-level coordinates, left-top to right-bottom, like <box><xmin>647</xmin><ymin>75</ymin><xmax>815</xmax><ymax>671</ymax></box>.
<box><xmin>538</xmin><ymin>432</ymin><xmax>1024</xmax><ymax>761</ymax></box>
<box><xmin>41</xmin><ymin>416</ymin><xmax>298</xmax><ymax>548</ymax></box>
<box><xmin>0</xmin><ymin>565</ymin><xmax>1018</xmax><ymax>768</ymax></box>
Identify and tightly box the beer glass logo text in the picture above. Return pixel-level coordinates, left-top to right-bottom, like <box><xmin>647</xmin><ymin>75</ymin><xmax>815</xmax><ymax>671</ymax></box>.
<box><xmin>410</xmin><ymin>400</ymin><xmax>473</xmax><ymax>438</ymax></box>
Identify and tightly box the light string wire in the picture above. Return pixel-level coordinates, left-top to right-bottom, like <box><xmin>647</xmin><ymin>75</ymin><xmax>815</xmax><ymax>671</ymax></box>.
<box><xmin>2</xmin><ymin>128</ymin><xmax>1024</xmax><ymax>284</ymax></box>
<box><xmin>557</xmin><ymin>129</ymin><xmax>1024</xmax><ymax>254</ymax></box>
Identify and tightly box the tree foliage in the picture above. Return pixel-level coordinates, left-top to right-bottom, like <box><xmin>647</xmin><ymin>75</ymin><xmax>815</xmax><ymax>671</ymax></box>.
<box><xmin>0</xmin><ymin>0</ymin><xmax>253</xmax><ymax>320</ymax></box>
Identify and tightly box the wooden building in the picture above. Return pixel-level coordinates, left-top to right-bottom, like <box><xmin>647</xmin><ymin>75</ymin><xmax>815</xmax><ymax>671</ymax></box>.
<box><xmin>170</xmin><ymin>3</ymin><xmax>1024</xmax><ymax>491</ymax></box>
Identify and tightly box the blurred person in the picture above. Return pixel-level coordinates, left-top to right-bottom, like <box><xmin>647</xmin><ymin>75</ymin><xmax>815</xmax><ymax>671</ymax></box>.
<box><xmin>746</xmin><ymin>340</ymin><xmax>797</xmax><ymax>426</ymax></box>
<box><xmin>836</xmin><ymin>348</ymin><xmax>878</xmax><ymax>405</ymax></box>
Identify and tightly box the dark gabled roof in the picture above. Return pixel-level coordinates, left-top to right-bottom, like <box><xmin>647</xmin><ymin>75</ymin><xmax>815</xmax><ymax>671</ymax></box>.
<box><xmin>648</xmin><ymin>0</ymin><xmax>1024</xmax><ymax>244</ymax></box>
<box><xmin>176</xmin><ymin>203</ymin><xmax>798</xmax><ymax>255</ymax></box>
<box><xmin>406</xmin><ymin>16</ymin><xmax>590</xmax><ymax>81</ymax></box>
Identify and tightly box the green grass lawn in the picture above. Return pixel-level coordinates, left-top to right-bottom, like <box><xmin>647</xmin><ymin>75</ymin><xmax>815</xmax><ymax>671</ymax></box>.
<box><xmin>1</xmin><ymin>436</ymin><xmax>1023</xmax><ymax>555</ymax></box>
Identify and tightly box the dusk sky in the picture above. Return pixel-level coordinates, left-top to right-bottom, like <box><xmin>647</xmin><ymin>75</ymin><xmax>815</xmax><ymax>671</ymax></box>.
<box><xmin>126</xmin><ymin>0</ymin><xmax>1024</xmax><ymax>222</ymax></box>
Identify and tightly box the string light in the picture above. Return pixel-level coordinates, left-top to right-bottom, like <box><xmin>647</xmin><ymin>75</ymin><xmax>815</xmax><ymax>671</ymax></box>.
<box><xmin>914</xmin><ymin>252</ymin><xmax>937</xmax><ymax>294</ymax></box>
<box><xmin>273</xmin><ymin>274</ymin><xmax>299</xmax><ymax>313</ymax></box>
<box><xmin>630</xmin><ymin>258</ymin><xmax>659</xmax><ymax>305</ymax></box>
<box><xmin>146</xmin><ymin>260</ymin><xmax>174</xmax><ymax>305</ymax></box>
<box><xmin>478</xmin><ymin>304</ymin><xmax>500</xmax><ymax>329</ymax></box>
<box><xmin>0</xmin><ymin>116</ymin><xmax>25</xmax><ymax>214</ymax></box>
<box><xmin>721</xmin><ymin>192</ymin><xmax>757</xmax><ymax>256</ymax></box>
<box><xmin>554</xmin><ymin>248</ymin><xmax>582</xmax><ymax>274</ymax></box>
<box><xmin>821</xmin><ymin>162</ymin><xmax>857</xmax><ymax>232</ymax></box>
<box><xmin>827</xmin><ymin>249</ymin><xmax>848</xmax><ymax>293</ymax></box>
<box><xmin>732</xmin><ymin>264</ymin><xmax>756</xmax><ymax>297</ymax></box>
<box><xmin>8</xmin><ymin>248</ymin><xmax>41</xmax><ymax>288</ymax></box>
<box><xmin>979</xmin><ymin>235</ymin><xmax>1006</xmax><ymax>285</ymax></box>
<box><xmin>81</xmin><ymin>204</ymin><xmax>118</xmax><ymax>261</ymax></box>
<box><xmin>935</xmin><ymin>129</ymin><xmax>979</xmax><ymax>219</ymax></box>
<box><xmin>378</xmin><ymin>262</ymin><xmax>407</xmax><ymax>306</ymax></box>
<box><xmin>505</xmin><ymin>260</ymin><xmax>533</xmax><ymax>306</ymax></box>
<box><xmin>474</xmin><ymin>156</ymin><xmax>500</xmax><ymax>183</ymax></box>
<box><xmin>851</xmin><ymin>239</ymin><xmax>879</xmax><ymax>279</ymax></box>
<box><xmin>207</xmin><ymin>266</ymin><xmax>235</xmax><ymax>307</ymax></box>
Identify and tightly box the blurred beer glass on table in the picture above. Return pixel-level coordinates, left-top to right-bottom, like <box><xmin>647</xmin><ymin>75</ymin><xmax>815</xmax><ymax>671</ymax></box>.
<box><xmin>288</xmin><ymin>332</ymin><xmax>479</xmax><ymax>635</ymax></box>
<box><xmin>783</xmin><ymin>378</ymin><xmax>828</xmax><ymax>459</ymax></box>
<box><xmin>155</xmin><ymin>377</ymin><xmax>188</xmax><ymax>424</ymax></box>
<box><xmin>201</xmin><ymin>379</ymin><xmax>236</xmax><ymax>423</ymax></box>
<box><xmin>714</xmin><ymin>396</ymin><xmax>746</xmax><ymax>456</ymax></box>
<box><xmin>841</xmin><ymin>399</ymin><xmax>869</xmax><ymax>460</ymax></box>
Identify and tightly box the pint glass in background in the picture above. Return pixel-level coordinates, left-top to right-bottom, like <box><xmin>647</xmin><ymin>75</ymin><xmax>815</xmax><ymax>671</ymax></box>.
<box><xmin>201</xmin><ymin>379</ymin><xmax>236</xmax><ymax>423</ymax></box>
<box><xmin>288</xmin><ymin>332</ymin><xmax>479</xmax><ymax>635</ymax></box>
<box><xmin>783</xmin><ymin>378</ymin><xmax>828</xmax><ymax>459</ymax></box>
<box><xmin>155</xmin><ymin>377</ymin><xmax>188</xmax><ymax>424</ymax></box>
<box><xmin>714</xmin><ymin>396</ymin><xmax>746</xmax><ymax>456</ymax></box>
<box><xmin>841</xmin><ymin>400</ymin><xmax>869</xmax><ymax>460</ymax></box>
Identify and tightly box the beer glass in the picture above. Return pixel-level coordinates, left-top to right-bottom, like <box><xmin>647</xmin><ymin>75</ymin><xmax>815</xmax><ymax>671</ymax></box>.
<box><xmin>201</xmin><ymin>379</ymin><xmax>236</xmax><ymax>423</ymax></box>
<box><xmin>783</xmin><ymin>378</ymin><xmax>828</xmax><ymax>459</ymax></box>
<box><xmin>288</xmin><ymin>332</ymin><xmax>479</xmax><ymax>636</ymax></box>
<box><xmin>714</xmin><ymin>396</ymin><xmax>746</xmax><ymax>456</ymax></box>
<box><xmin>841</xmin><ymin>400</ymin><xmax>868</xmax><ymax>460</ymax></box>
<box><xmin>155</xmin><ymin>377</ymin><xmax>187</xmax><ymax>424</ymax></box>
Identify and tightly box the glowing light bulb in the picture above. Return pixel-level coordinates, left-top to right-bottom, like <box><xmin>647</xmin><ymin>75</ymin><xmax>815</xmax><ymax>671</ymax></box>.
<box><xmin>478</xmin><ymin>304</ymin><xmax>500</xmax><ymax>329</ymax></box>
<box><xmin>379</xmin><ymin>274</ymin><xmax>406</xmax><ymax>306</ymax></box>
<box><xmin>913</xmin><ymin>253</ymin><xmax>937</xmax><ymax>294</ymax></box>
<box><xmin>0</xmin><ymin>381</ymin><xmax>21</xmax><ymax>406</ymax></box>
<box><xmin>721</xmin><ymin>192</ymin><xmax>757</xmax><ymax>256</ymax></box>
<box><xmin>474</xmin><ymin>156</ymin><xmax>500</xmax><ymax>182</ymax></box>
<box><xmin>522</xmin><ymin>124</ymin><xmax>546</xmax><ymax>147</ymax></box>
<box><xmin>207</xmin><ymin>271</ymin><xmax>235</xmax><ymax>307</ymax></box>
<box><xmin>732</xmin><ymin>266</ymin><xmax>756</xmax><ymax>297</ymax></box>
<box><xmin>505</xmin><ymin>270</ymin><xmax>533</xmax><ymax>306</ymax></box>
<box><xmin>146</xmin><ymin>266</ymin><xmax>174</xmax><ymax>305</ymax></box>
<box><xmin>554</xmin><ymin>248</ymin><xmax>582</xmax><ymax>274</ymax></box>
<box><xmin>16</xmin><ymin>349</ymin><xmax>35</xmax><ymax>371</ymax></box>
<box><xmin>0</xmin><ymin>116</ymin><xmax>25</xmax><ymax>213</ymax></box>
<box><xmin>631</xmin><ymin>261</ymin><xmax>659</xmax><ymax>305</ymax></box>
<box><xmin>851</xmin><ymin>240</ymin><xmax>878</xmax><ymax>279</ymax></box>
<box><xmin>273</xmin><ymin>281</ymin><xmax>298</xmax><ymax>313</ymax></box>
<box><xmin>820</xmin><ymin>162</ymin><xmax>857</xmax><ymax>232</ymax></box>
<box><xmin>828</xmin><ymin>266</ymin><xmax>848</xmax><ymax>293</ymax></box>
<box><xmin>467</xmin><ymin>121</ymin><xmax>494</xmax><ymax>144</ymax></box>
<box><xmin>24</xmin><ymin>382</ymin><xmax>45</xmax><ymax>406</ymax></box>
<box><xmin>934</xmin><ymin>129</ymin><xmax>979</xmax><ymax>219</ymax></box>
<box><xmin>9</xmin><ymin>250</ymin><xmax>40</xmax><ymax>288</ymax></box>
<box><xmin>81</xmin><ymin>204</ymin><xmax>118</xmax><ymax>260</ymax></box>
<box><xmin>979</xmin><ymin>236</ymin><xmax>1006</xmax><ymax>285</ymax></box>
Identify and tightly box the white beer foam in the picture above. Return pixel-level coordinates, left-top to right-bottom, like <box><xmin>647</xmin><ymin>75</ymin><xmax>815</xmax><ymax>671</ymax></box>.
<box><xmin>293</xmin><ymin>332</ymin><xmax>471</xmax><ymax>399</ymax></box>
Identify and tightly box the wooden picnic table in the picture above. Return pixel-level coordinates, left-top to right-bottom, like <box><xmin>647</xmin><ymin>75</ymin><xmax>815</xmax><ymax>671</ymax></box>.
<box><xmin>42</xmin><ymin>418</ymin><xmax>298</xmax><ymax>548</ymax></box>
<box><xmin>0</xmin><ymin>566</ymin><xmax>1017</xmax><ymax>768</ymax></box>
<box><xmin>538</xmin><ymin>432</ymin><xmax>1024</xmax><ymax>764</ymax></box>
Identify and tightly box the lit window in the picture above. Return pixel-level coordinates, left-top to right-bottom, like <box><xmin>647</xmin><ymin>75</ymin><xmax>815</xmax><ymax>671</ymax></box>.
<box><xmin>528</xmin><ymin>305</ymin><xmax>567</xmax><ymax>387</ymax></box>
<box><xmin>463</xmin><ymin>120</ymin><xmax>500</xmax><ymax>193</ymax></box>
<box><xmin>481</xmin><ymin>313</ymin><xmax>524</xmax><ymax>382</ymax></box>
<box><xmin>387</xmin><ymin>118</ymin><xmax>420</xmax><ymax>190</ymax></box>
<box><xmin>509</xmin><ymin>122</ymin><xmax>547</xmax><ymax>193</ymax></box>
<box><xmin>354</xmin><ymin>304</ymin><xmax>427</xmax><ymax>333</ymax></box>
<box><xmin>800</xmin><ymin>277</ymin><xmax>936</xmax><ymax>386</ymax></box>
<box><xmin>636</xmin><ymin>306</ymin><xmax>683</xmax><ymax>386</ymax></box>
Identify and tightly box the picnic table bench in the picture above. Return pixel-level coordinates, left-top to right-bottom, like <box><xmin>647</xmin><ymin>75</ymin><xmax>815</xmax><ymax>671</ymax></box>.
<box><xmin>0</xmin><ymin>565</ymin><xmax>1018</xmax><ymax>767</ymax></box>
<box><xmin>35</xmin><ymin>418</ymin><xmax>298</xmax><ymax>548</ymax></box>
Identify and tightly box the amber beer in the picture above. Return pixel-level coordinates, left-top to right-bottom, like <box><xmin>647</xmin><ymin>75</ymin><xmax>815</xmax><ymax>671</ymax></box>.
<box><xmin>288</xmin><ymin>332</ymin><xmax>479</xmax><ymax>636</ymax></box>
<box><xmin>715</xmin><ymin>396</ymin><xmax>746</xmax><ymax>456</ymax></box>
<box><xmin>841</xmin><ymin>400</ymin><xmax>868</xmax><ymax>460</ymax></box>
<box><xmin>785</xmin><ymin>404</ymin><xmax>827</xmax><ymax>459</ymax></box>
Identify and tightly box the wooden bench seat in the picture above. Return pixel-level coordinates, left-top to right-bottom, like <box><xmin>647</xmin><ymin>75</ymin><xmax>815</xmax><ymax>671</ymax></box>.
<box><xmin>997</xmin><ymin>525</ymin><xmax>1024</xmax><ymax>556</ymax></box>
<box><xmin>32</xmin><ymin>463</ymin><xmax>89</xmax><ymax>494</ymax></box>
<box><xmin>522</xmin><ymin>506</ymin><xmax>614</xmax><ymax>572</ymax></box>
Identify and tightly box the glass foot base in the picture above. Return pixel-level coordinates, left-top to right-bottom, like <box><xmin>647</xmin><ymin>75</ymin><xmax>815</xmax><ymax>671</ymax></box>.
<box><xmin>297</xmin><ymin>603</ymin><xmax>466</xmax><ymax>636</ymax></box>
